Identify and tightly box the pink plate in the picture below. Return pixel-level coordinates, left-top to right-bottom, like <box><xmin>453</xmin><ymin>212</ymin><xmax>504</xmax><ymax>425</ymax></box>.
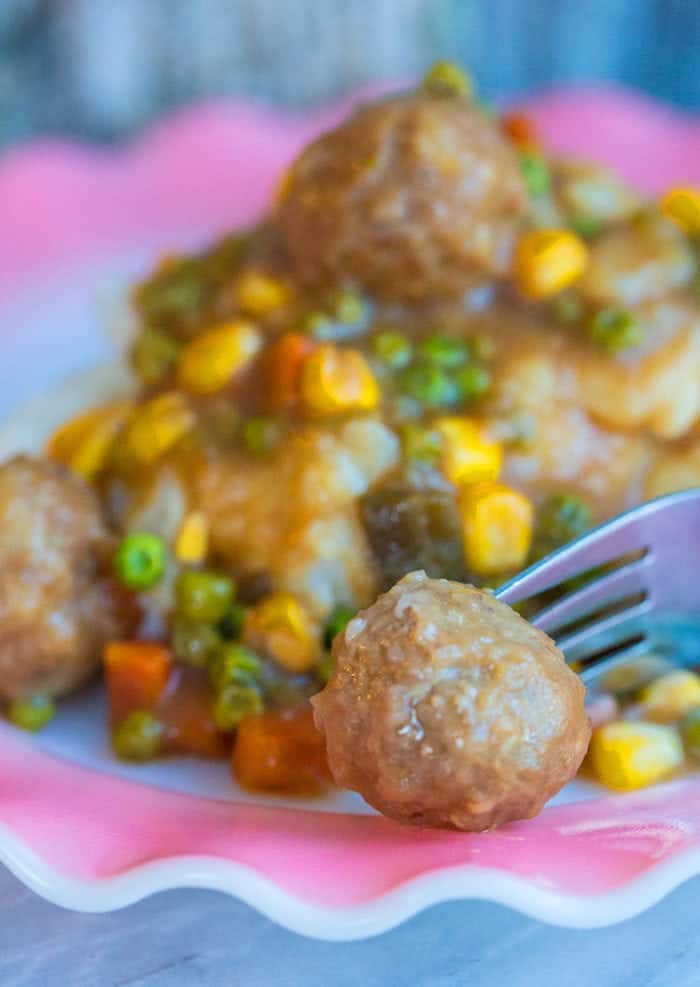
<box><xmin>1</xmin><ymin>85</ymin><xmax>700</xmax><ymax>940</ymax></box>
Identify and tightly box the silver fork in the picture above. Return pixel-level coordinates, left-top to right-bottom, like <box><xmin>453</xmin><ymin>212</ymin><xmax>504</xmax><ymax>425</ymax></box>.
<box><xmin>496</xmin><ymin>488</ymin><xmax>700</xmax><ymax>692</ymax></box>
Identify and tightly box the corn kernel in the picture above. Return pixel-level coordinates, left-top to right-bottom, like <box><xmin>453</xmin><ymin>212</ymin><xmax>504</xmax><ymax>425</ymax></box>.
<box><xmin>459</xmin><ymin>482</ymin><xmax>533</xmax><ymax>576</ymax></box>
<box><xmin>174</xmin><ymin>511</ymin><xmax>209</xmax><ymax>565</ymax></box>
<box><xmin>590</xmin><ymin>721</ymin><xmax>684</xmax><ymax>791</ymax></box>
<box><xmin>235</xmin><ymin>271</ymin><xmax>292</xmax><ymax>316</ymax></box>
<box><xmin>640</xmin><ymin>670</ymin><xmax>700</xmax><ymax>722</ymax></box>
<box><xmin>661</xmin><ymin>186</ymin><xmax>700</xmax><ymax>236</ymax></box>
<box><xmin>122</xmin><ymin>391</ymin><xmax>194</xmax><ymax>465</ymax></box>
<box><xmin>177</xmin><ymin>319</ymin><xmax>262</xmax><ymax>395</ymax></box>
<box><xmin>301</xmin><ymin>344</ymin><xmax>379</xmax><ymax>415</ymax></box>
<box><xmin>47</xmin><ymin>401</ymin><xmax>133</xmax><ymax>479</ymax></box>
<box><xmin>243</xmin><ymin>592</ymin><xmax>320</xmax><ymax>673</ymax></box>
<box><xmin>514</xmin><ymin>228</ymin><xmax>588</xmax><ymax>299</ymax></box>
<box><xmin>435</xmin><ymin>417</ymin><xmax>503</xmax><ymax>486</ymax></box>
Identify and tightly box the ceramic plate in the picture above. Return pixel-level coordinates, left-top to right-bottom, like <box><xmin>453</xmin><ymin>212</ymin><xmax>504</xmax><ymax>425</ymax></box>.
<box><xmin>1</xmin><ymin>86</ymin><xmax>700</xmax><ymax>940</ymax></box>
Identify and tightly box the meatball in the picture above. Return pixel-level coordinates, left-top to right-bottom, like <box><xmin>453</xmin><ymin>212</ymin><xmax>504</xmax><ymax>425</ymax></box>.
<box><xmin>0</xmin><ymin>456</ymin><xmax>135</xmax><ymax>702</ymax></box>
<box><xmin>277</xmin><ymin>93</ymin><xmax>527</xmax><ymax>302</ymax></box>
<box><xmin>312</xmin><ymin>571</ymin><xmax>590</xmax><ymax>831</ymax></box>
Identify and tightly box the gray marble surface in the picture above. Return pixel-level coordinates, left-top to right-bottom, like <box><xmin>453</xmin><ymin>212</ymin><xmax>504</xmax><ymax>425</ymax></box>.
<box><xmin>1</xmin><ymin>865</ymin><xmax>700</xmax><ymax>986</ymax></box>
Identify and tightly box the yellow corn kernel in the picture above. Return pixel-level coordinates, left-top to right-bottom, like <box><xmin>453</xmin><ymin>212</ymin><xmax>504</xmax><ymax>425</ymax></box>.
<box><xmin>661</xmin><ymin>186</ymin><xmax>700</xmax><ymax>236</ymax></box>
<box><xmin>640</xmin><ymin>670</ymin><xmax>700</xmax><ymax>722</ymax></box>
<box><xmin>47</xmin><ymin>401</ymin><xmax>133</xmax><ymax>479</ymax></box>
<box><xmin>514</xmin><ymin>228</ymin><xmax>589</xmax><ymax>299</ymax></box>
<box><xmin>177</xmin><ymin>319</ymin><xmax>262</xmax><ymax>395</ymax></box>
<box><xmin>243</xmin><ymin>592</ymin><xmax>320</xmax><ymax>673</ymax></box>
<box><xmin>459</xmin><ymin>482</ymin><xmax>533</xmax><ymax>576</ymax></box>
<box><xmin>301</xmin><ymin>344</ymin><xmax>379</xmax><ymax>416</ymax></box>
<box><xmin>235</xmin><ymin>271</ymin><xmax>292</xmax><ymax>316</ymax></box>
<box><xmin>174</xmin><ymin>511</ymin><xmax>209</xmax><ymax>565</ymax></box>
<box><xmin>590</xmin><ymin>721</ymin><xmax>684</xmax><ymax>791</ymax></box>
<box><xmin>435</xmin><ymin>417</ymin><xmax>503</xmax><ymax>486</ymax></box>
<box><xmin>122</xmin><ymin>391</ymin><xmax>194</xmax><ymax>465</ymax></box>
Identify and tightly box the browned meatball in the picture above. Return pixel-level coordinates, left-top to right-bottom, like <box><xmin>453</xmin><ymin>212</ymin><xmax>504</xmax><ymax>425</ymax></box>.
<box><xmin>277</xmin><ymin>93</ymin><xmax>527</xmax><ymax>302</ymax></box>
<box><xmin>312</xmin><ymin>571</ymin><xmax>590</xmax><ymax>831</ymax></box>
<box><xmin>0</xmin><ymin>456</ymin><xmax>136</xmax><ymax>702</ymax></box>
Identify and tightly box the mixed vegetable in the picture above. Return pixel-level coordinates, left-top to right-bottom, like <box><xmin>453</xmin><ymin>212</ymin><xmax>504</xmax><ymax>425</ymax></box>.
<box><xmin>3</xmin><ymin>61</ymin><xmax>700</xmax><ymax>801</ymax></box>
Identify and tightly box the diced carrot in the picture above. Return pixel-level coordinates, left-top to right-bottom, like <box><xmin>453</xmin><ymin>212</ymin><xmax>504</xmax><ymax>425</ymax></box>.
<box><xmin>502</xmin><ymin>111</ymin><xmax>539</xmax><ymax>149</ymax></box>
<box><xmin>262</xmin><ymin>332</ymin><xmax>316</xmax><ymax>412</ymax></box>
<box><xmin>232</xmin><ymin>704</ymin><xmax>331</xmax><ymax>796</ymax></box>
<box><xmin>158</xmin><ymin>666</ymin><xmax>228</xmax><ymax>759</ymax></box>
<box><xmin>104</xmin><ymin>641</ymin><xmax>173</xmax><ymax>724</ymax></box>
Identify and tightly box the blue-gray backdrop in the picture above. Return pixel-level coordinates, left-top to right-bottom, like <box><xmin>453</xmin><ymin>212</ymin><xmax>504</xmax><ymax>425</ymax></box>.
<box><xmin>0</xmin><ymin>0</ymin><xmax>698</xmax><ymax>149</ymax></box>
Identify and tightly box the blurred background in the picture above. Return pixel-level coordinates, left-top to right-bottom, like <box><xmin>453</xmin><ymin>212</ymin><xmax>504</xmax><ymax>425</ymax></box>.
<box><xmin>0</xmin><ymin>0</ymin><xmax>698</xmax><ymax>150</ymax></box>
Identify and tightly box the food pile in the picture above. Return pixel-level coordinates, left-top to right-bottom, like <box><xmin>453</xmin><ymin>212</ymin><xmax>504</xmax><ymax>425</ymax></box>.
<box><xmin>1</xmin><ymin>63</ymin><xmax>700</xmax><ymax>818</ymax></box>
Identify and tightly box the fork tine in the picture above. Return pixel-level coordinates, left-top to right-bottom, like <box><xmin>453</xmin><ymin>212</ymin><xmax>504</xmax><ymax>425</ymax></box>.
<box><xmin>556</xmin><ymin>599</ymin><xmax>653</xmax><ymax>662</ymax></box>
<box><xmin>529</xmin><ymin>554</ymin><xmax>653</xmax><ymax>635</ymax></box>
<box><xmin>497</xmin><ymin>521</ymin><xmax>648</xmax><ymax>608</ymax></box>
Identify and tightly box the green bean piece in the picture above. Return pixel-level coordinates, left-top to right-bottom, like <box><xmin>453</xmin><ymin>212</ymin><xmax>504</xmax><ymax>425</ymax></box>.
<box><xmin>114</xmin><ymin>532</ymin><xmax>168</xmax><ymax>591</ymax></box>
<box><xmin>112</xmin><ymin>711</ymin><xmax>164</xmax><ymax>762</ymax></box>
<box><xmin>7</xmin><ymin>695</ymin><xmax>55</xmax><ymax>732</ymax></box>
<box><xmin>176</xmin><ymin>570</ymin><xmax>235</xmax><ymax>623</ymax></box>
<box><xmin>323</xmin><ymin>605</ymin><xmax>356</xmax><ymax>649</ymax></box>
<box><xmin>520</xmin><ymin>150</ymin><xmax>551</xmax><ymax>198</ymax></box>
<box><xmin>418</xmin><ymin>334</ymin><xmax>469</xmax><ymax>369</ymax></box>
<box><xmin>212</xmin><ymin>684</ymin><xmax>263</xmax><ymax>732</ymax></box>
<box><xmin>172</xmin><ymin>618</ymin><xmax>221</xmax><ymax>669</ymax></box>
<box><xmin>422</xmin><ymin>61</ymin><xmax>473</xmax><ymax>99</ymax></box>
<box><xmin>241</xmin><ymin>417</ymin><xmax>281</xmax><ymax>456</ymax></box>
<box><xmin>371</xmin><ymin>331</ymin><xmax>413</xmax><ymax>370</ymax></box>
<box><xmin>208</xmin><ymin>643</ymin><xmax>261</xmax><ymax>694</ymax></box>
<box><xmin>588</xmin><ymin>307</ymin><xmax>644</xmax><ymax>353</ymax></box>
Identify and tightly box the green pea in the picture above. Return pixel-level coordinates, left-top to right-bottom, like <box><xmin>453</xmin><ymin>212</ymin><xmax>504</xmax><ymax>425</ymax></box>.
<box><xmin>372</xmin><ymin>331</ymin><xmax>413</xmax><ymax>369</ymax></box>
<box><xmin>7</xmin><ymin>695</ymin><xmax>55</xmax><ymax>732</ymax></box>
<box><xmin>172</xmin><ymin>618</ymin><xmax>221</xmax><ymax>669</ymax></box>
<box><xmin>423</xmin><ymin>61</ymin><xmax>473</xmax><ymax>99</ymax></box>
<box><xmin>453</xmin><ymin>364</ymin><xmax>492</xmax><ymax>403</ymax></box>
<box><xmin>552</xmin><ymin>293</ymin><xmax>583</xmax><ymax>323</ymax></box>
<box><xmin>570</xmin><ymin>215</ymin><xmax>603</xmax><ymax>240</ymax></box>
<box><xmin>520</xmin><ymin>151</ymin><xmax>551</xmax><ymax>198</ymax></box>
<box><xmin>241</xmin><ymin>416</ymin><xmax>281</xmax><ymax>456</ymax></box>
<box><xmin>176</xmin><ymin>570</ymin><xmax>235</xmax><ymax>623</ymax></box>
<box><xmin>302</xmin><ymin>310</ymin><xmax>336</xmax><ymax>340</ymax></box>
<box><xmin>316</xmin><ymin>652</ymin><xmax>335</xmax><ymax>685</ymax></box>
<box><xmin>681</xmin><ymin>707</ymin><xmax>700</xmax><ymax>758</ymax></box>
<box><xmin>401</xmin><ymin>423</ymin><xmax>442</xmax><ymax>464</ymax></box>
<box><xmin>130</xmin><ymin>326</ymin><xmax>182</xmax><ymax>384</ymax></box>
<box><xmin>217</xmin><ymin>601</ymin><xmax>247</xmax><ymax>640</ymax></box>
<box><xmin>323</xmin><ymin>604</ymin><xmax>356</xmax><ymax>649</ymax></box>
<box><xmin>534</xmin><ymin>492</ymin><xmax>592</xmax><ymax>558</ymax></box>
<box><xmin>212</xmin><ymin>684</ymin><xmax>263</xmax><ymax>732</ymax></box>
<box><xmin>418</xmin><ymin>334</ymin><xmax>469</xmax><ymax>369</ymax></box>
<box><xmin>208</xmin><ymin>643</ymin><xmax>261</xmax><ymax>693</ymax></box>
<box><xmin>331</xmin><ymin>288</ymin><xmax>370</xmax><ymax>327</ymax></box>
<box><xmin>112</xmin><ymin>711</ymin><xmax>164</xmax><ymax>761</ymax></box>
<box><xmin>398</xmin><ymin>363</ymin><xmax>457</xmax><ymax>408</ymax></box>
<box><xmin>114</xmin><ymin>532</ymin><xmax>167</xmax><ymax>591</ymax></box>
<box><xmin>588</xmin><ymin>307</ymin><xmax>644</xmax><ymax>353</ymax></box>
